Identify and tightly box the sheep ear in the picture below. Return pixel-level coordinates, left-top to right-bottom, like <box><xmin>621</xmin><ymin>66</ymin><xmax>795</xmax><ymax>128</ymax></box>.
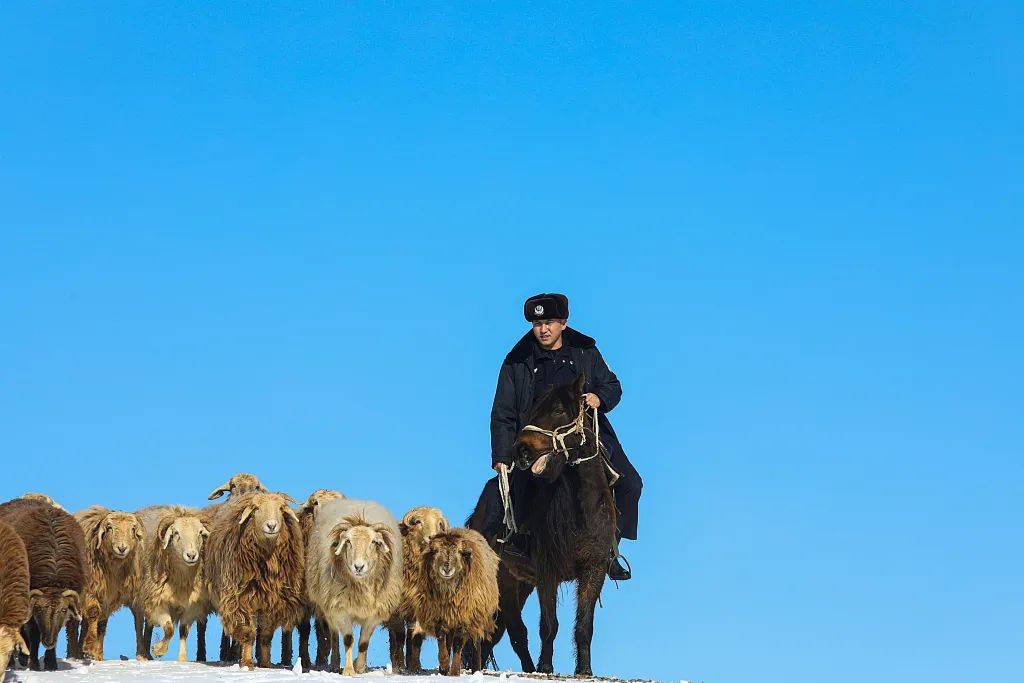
<box><xmin>333</xmin><ymin>532</ymin><xmax>350</xmax><ymax>556</ymax></box>
<box><xmin>199</xmin><ymin>526</ymin><xmax>210</xmax><ymax>539</ymax></box>
<box><xmin>283</xmin><ymin>507</ymin><xmax>299</xmax><ymax>524</ymax></box>
<box><xmin>134</xmin><ymin>524</ymin><xmax>144</xmax><ymax>540</ymax></box>
<box><xmin>439</xmin><ymin>518</ymin><xmax>450</xmax><ymax>532</ymax></box>
<box><xmin>96</xmin><ymin>523</ymin><xmax>107</xmax><ymax>549</ymax></box>
<box><xmin>161</xmin><ymin>524</ymin><xmax>175</xmax><ymax>549</ymax></box>
<box><xmin>238</xmin><ymin>506</ymin><xmax>255</xmax><ymax>526</ymax></box>
<box><xmin>208</xmin><ymin>481</ymin><xmax>232</xmax><ymax>500</ymax></box>
<box><xmin>373</xmin><ymin>524</ymin><xmax>394</xmax><ymax>554</ymax></box>
<box><xmin>460</xmin><ymin>545</ymin><xmax>473</xmax><ymax>567</ymax></box>
<box><xmin>398</xmin><ymin>522</ymin><xmax>410</xmax><ymax>537</ymax></box>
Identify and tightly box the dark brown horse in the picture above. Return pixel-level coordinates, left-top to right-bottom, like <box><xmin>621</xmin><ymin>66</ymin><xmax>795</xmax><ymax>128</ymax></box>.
<box><xmin>468</xmin><ymin>373</ymin><xmax>617</xmax><ymax>676</ymax></box>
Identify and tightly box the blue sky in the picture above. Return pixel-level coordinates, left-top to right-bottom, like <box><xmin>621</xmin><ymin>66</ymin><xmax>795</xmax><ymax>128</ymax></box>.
<box><xmin>1</xmin><ymin>3</ymin><xmax>1020</xmax><ymax>682</ymax></box>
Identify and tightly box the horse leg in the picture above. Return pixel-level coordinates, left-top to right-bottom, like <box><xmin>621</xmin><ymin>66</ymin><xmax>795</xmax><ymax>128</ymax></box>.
<box><xmin>536</xmin><ymin>581</ymin><xmax>559</xmax><ymax>674</ymax></box>
<box><xmin>256</xmin><ymin>628</ymin><xmax>272</xmax><ymax>668</ymax></box>
<box><xmin>504</xmin><ymin>578</ymin><xmax>536</xmax><ymax>672</ymax></box>
<box><xmin>573</xmin><ymin>566</ymin><xmax>607</xmax><ymax>677</ymax></box>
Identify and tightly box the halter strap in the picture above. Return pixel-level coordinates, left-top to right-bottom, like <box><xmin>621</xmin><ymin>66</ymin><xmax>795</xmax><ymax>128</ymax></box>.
<box><xmin>520</xmin><ymin>401</ymin><xmax>602</xmax><ymax>467</ymax></box>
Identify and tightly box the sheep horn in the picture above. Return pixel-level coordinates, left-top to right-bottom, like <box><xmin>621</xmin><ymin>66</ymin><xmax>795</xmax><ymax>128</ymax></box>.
<box><xmin>161</xmin><ymin>524</ymin><xmax>175</xmax><ymax>550</ymax></box>
<box><xmin>238</xmin><ymin>506</ymin><xmax>255</xmax><ymax>526</ymax></box>
<box><xmin>208</xmin><ymin>481</ymin><xmax>232</xmax><ymax>500</ymax></box>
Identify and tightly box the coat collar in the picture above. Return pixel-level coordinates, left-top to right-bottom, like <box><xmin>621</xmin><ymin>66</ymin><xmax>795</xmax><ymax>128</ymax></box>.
<box><xmin>504</xmin><ymin>327</ymin><xmax>596</xmax><ymax>364</ymax></box>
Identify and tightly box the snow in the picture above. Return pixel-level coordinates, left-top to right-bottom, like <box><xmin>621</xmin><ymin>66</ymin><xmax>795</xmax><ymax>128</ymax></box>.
<box><xmin>4</xmin><ymin>661</ymin><xmax>590</xmax><ymax>683</ymax></box>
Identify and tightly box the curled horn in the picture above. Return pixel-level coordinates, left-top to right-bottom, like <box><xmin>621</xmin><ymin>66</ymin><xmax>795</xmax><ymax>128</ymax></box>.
<box><xmin>330</xmin><ymin>520</ymin><xmax>353</xmax><ymax>556</ymax></box>
<box><xmin>96</xmin><ymin>519</ymin><xmax>109</xmax><ymax>549</ymax></box>
<box><xmin>15</xmin><ymin>628</ymin><xmax>29</xmax><ymax>655</ymax></box>
<box><xmin>208</xmin><ymin>480</ymin><xmax>232</xmax><ymax>500</ymax></box>
<box><xmin>61</xmin><ymin>589</ymin><xmax>82</xmax><ymax>621</ymax></box>
<box><xmin>29</xmin><ymin>589</ymin><xmax>42</xmax><ymax>605</ymax></box>
<box><xmin>372</xmin><ymin>522</ymin><xmax>395</xmax><ymax>554</ymax></box>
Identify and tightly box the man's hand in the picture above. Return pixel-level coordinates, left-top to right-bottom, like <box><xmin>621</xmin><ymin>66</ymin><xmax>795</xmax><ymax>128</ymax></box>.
<box><xmin>583</xmin><ymin>393</ymin><xmax>601</xmax><ymax>410</ymax></box>
<box><xmin>494</xmin><ymin>462</ymin><xmax>509</xmax><ymax>474</ymax></box>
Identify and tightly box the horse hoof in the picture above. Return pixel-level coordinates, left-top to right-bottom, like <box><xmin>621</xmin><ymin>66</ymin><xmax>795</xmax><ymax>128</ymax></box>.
<box><xmin>538</xmin><ymin>663</ymin><xmax>554</xmax><ymax>674</ymax></box>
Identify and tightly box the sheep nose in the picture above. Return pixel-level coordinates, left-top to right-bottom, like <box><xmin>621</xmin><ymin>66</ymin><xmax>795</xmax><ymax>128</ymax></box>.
<box><xmin>353</xmin><ymin>561</ymin><xmax>366</xmax><ymax>573</ymax></box>
<box><xmin>116</xmin><ymin>544</ymin><xmax>128</xmax><ymax>554</ymax></box>
<box><xmin>185</xmin><ymin>551</ymin><xmax>198</xmax><ymax>562</ymax></box>
<box><xmin>264</xmin><ymin>520</ymin><xmax>278</xmax><ymax>533</ymax></box>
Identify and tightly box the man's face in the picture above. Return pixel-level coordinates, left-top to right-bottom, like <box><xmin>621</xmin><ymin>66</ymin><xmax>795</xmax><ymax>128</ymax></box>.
<box><xmin>532</xmin><ymin>319</ymin><xmax>567</xmax><ymax>349</ymax></box>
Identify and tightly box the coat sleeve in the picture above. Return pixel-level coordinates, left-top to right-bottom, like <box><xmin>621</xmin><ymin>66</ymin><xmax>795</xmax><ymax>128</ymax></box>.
<box><xmin>589</xmin><ymin>347</ymin><xmax>622</xmax><ymax>413</ymax></box>
<box><xmin>490</xmin><ymin>362</ymin><xmax>519</xmax><ymax>466</ymax></box>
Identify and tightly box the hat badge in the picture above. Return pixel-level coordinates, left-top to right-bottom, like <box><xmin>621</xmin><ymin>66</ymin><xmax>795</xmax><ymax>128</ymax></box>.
<box><xmin>534</xmin><ymin>304</ymin><xmax>544</xmax><ymax>316</ymax></box>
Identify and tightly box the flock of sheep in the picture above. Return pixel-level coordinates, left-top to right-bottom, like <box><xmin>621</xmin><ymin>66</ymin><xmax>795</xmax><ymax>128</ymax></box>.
<box><xmin>0</xmin><ymin>473</ymin><xmax>500</xmax><ymax>676</ymax></box>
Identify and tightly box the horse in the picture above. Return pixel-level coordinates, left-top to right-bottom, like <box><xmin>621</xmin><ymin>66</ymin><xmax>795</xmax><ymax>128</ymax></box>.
<box><xmin>467</xmin><ymin>373</ymin><xmax>618</xmax><ymax>677</ymax></box>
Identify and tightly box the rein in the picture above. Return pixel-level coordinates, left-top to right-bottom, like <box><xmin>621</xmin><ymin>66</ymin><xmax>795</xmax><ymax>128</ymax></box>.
<box><xmin>520</xmin><ymin>400</ymin><xmax>601</xmax><ymax>467</ymax></box>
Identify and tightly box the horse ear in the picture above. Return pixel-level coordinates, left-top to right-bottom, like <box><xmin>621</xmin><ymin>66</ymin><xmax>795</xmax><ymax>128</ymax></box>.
<box><xmin>573</xmin><ymin>372</ymin><xmax>586</xmax><ymax>396</ymax></box>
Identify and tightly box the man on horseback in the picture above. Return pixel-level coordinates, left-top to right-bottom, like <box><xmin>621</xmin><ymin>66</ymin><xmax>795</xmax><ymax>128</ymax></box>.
<box><xmin>489</xmin><ymin>292</ymin><xmax>642</xmax><ymax>581</ymax></box>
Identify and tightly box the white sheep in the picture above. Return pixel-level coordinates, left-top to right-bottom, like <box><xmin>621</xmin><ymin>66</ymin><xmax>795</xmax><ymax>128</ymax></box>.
<box><xmin>305</xmin><ymin>498</ymin><xmax>403</xmax><ymax>675</ymax></box>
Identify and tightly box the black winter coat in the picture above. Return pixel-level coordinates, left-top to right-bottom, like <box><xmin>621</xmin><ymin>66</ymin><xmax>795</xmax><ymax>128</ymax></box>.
<box><xmin>490</xmin><ymin>327</ymin><xmax>623</xmax><ymax>467</ymax></box>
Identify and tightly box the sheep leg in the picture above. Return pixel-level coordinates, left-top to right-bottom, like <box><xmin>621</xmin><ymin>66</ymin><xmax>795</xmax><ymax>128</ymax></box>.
<box><xmin>280</xmin><ymin>628</ymin><xmax>293</xmax><ymax>666</ymax></box>
<box><xmin>314</xmin><ymin>618</ymin><xmax>329</xmax><ymax>670</ymax></box>
<box><xmin>82</xmin><ymin>612</ymin><xmax>102</xmax><ymax>660</ymax></box>
<box><xmin>26</xmin><ymin>621</ymin><xmax>41</xmax><ymax>671</ymax></box>
<box><xmin>150</xmin><ymin>608</ymin><xmax>175</xmax><ymax>658</ymax></box>
<box><xmin>195</xmin><ymin>617</ymin><xmax>207</xmax><ymax>662</ymax></box>
<box><xmin>43</xmin><ymin>646</ymin><xmax>58</xmax><ymax>671</ymax></box>
<box><xmin>355</xmin><ymin>621</ymin><xmax>377</xmax><ymax>673</ymax></box>
<box><xmin>437</xmin><ymin>632</ymin><xmax>451</xmax><ymax>675</ymax></box>
<box><xmin>96</xmin><ymin>616</ymin><xmax>109</xmax><ymax>660</ymax></box>
<box><xmin>448</xmin><ymin>634</ymin><xmax>465</xmax><ymax>676</ymax></box>
<box><xmin>297</xmin><ymin>619</ymin><xmax>311</xmax><ymax>671</ymax></box>
<box><xmin>408</xmin><ymin>623</ymin><xmax>425</xmax><ymax>673</ymax></box>
<box><xmin>131</xmin><ymin>606</ymin><xmax>147</xmax><ymax>660</ymax></box>
<box><xmin>341</xmin><ymin>629</ymin><xmax>356</xmax><ymax>676</ymax></box>
<box><xmin>387</xmin><ymin>621</ymin><xmax>405</xmax><ymax>673</ymax></box>
<box><xmin>143</xmin><ymin>624</ymin><xmax>154</xmax><ymax>660</ymax></box>
<box><xmin>64</xmin><ymin>620</ymin><xmax>81</xmax><ymax>660</ymax></box>
<box><xmin>328</xmin><ymin>628</ymin><xmax>341</xmax><ymax>674</ymax></box>
<box><xmin>177</xmin><ymin>621</ymin><xmax>191</xmax><ymax>662</ymax></box>
<box><xmin>536</xmin><ymin>581</ymin><xmax>559</xmax><ymax>674</ymax></box>
<box><xmin>256</xmin><ymin>627</ymin><xmax>272</xmax><ymax>668</ymax></box>
<box><xmin>572</xmin><ymin>565</ymin><xmax>606</xmax><ymax>677</ymax></box>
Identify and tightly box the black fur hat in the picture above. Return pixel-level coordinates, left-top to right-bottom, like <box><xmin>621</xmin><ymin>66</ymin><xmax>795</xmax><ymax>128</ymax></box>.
<box><xmin>524</xmin><ymin>293</ymin><xmax>569</xmax><ymax>322</ymax></box>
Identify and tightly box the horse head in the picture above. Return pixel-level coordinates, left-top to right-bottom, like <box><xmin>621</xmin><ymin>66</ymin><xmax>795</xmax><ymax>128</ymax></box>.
<box><xmin>517</xmin><ymin>373</ymin><xmax>587</xmax><ymax>482</ymax></box>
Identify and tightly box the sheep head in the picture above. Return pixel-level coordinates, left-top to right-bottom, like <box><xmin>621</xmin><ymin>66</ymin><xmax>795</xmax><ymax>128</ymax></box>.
<box><xmin>158</xmin><ymin>513</ymin><xmax>209</xmax><ymax>567</ymax></box>
<box><xmin>299</xmin><ymin>489</ymin><xmax>344</xmax><ymax>517</ymax></box>
<box><xmin>0</xmin><ymin>624</ymin><xmax>28</xmax><ymax>673</ymax></box>
<box><xmin>208</xmin><ymin>472</ymin><xmax>267</xmax><ymax>500</ymax></box>
<box><xmin>236</xmin><ymin>492</ymin><xmax>297</xmax><ymax>546</ymax></box>
<box><xmin>423</xmin><ymin>532</ymin><xmax>475</xmax><ymax>586</ymax></box>
<box><xmin>399</xmin><ymin>506</ymin><xmax>450</xmax><ymax>547</ymax></box>
<box><xmin>330</xmin><ymin>516</ymin><xmax>394</xmax><ymax>581</ymax></box>
<box><xmin>97</xmin><ymin>511</ymin><xmax>144</xmax><ymax>559</ymax></box>
<box><xmin>29</xmin><ymin>588</ymin><xmax>81</xmax><ymax>651</ymax></box>
<box><xmin>20</xmin><ymin>492</ymin><xmax>64</xmax><ymax>510</ymax></box>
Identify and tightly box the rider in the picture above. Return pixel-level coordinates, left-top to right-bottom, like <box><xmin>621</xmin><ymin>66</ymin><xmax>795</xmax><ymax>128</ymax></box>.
<box><xmin>490</xmin><ymin>292</ymin><xmax>641</xmax><ymax>580</ymax></box>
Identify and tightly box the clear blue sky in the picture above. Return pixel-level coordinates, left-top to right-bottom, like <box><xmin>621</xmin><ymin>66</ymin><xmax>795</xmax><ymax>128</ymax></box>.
<box><xmin>1</xmin><ymin>3</ymin><xmax>1020</xmax><ymax>682</ymax></box>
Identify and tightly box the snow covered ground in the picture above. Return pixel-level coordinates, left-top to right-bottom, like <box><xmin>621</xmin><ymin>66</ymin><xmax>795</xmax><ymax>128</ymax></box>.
<box><xmin>4</xmin><ymin>661</ymin><xmax>662</xmax><ymax>683</ymax></box>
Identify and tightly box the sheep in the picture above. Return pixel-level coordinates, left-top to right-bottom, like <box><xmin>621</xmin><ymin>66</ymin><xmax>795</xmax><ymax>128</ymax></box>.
<box><xmin>0</xmin><ymin>498</ymin><xmax>87</xmax><ymax>671</ymax></box>
<box><xmin>135</xmin><ymin>506</ymin><xmax>210</xmax><ymax>662</ymax></box>
<box><xmin>0</xmin><ymin>520</ymin><xmax>31</xmax><ymax>673</ymax></box>
<box><xmin>207</xmin><ymin>472</ymin><xmax>267</xmax><ymax>501</ymax></box>
<box><xmin>410</xmin><ymin>528</ymin><xmax>499</xmax><ymax>675</ymax></box>
<box><xmin>71</xmin><ymin>506</ymin><xmax>146</xmax><ymax>661</ymax></box>
<box><xmin>386</xmin><ymin>506</ymin><xmax>450</xmax><ymax>673</ymax></box>
<box><xmin>19</xmin><ymin>493</ymin><xmax>64</xmax><ymax>511</ymax></box>
<box><xmin>283</xmin><ymin>488</ymin><xmax>345</xmax><ymax>671</ymax></box>
<box><xmin>201</xmin><ymin>471</ymin><xmax>267</xmax><ymax>662</ymax></box>
<box><xmin>203</xmin><ymin>490</ymin><xmax>305</xmax><ymax>669</ymax></box>
<box><xmin>306</xmin><ymin>498</ymin><xmax>403</xmax><ymax>675</ymax></box>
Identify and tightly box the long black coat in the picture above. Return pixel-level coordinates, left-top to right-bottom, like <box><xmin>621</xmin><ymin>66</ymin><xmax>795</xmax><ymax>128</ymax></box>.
<box><xmin>488</xmin><ymin>327</ymin><xmax>642</xmax><ymax>539</ymax></box>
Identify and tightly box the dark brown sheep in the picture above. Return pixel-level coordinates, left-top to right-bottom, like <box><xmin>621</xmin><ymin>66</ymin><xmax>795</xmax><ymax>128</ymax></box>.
<box><xmin>0</xmin><ymin>498</ymin><xmax>87</xmax><ymax>671</ymax></box>
<box><xmin>203</xmin><ymin>491</ymin><xmax>305</xmax><ymax>670</ymax></box>
<box><xmin>0</xmin><ymin>519</ymin><xmax>31</xmax><ymax>672</ymax></box>
<box><xmin>410</xmin><ymin>528</ymin><xmax>499</xmax><ymax>675</ymax></box>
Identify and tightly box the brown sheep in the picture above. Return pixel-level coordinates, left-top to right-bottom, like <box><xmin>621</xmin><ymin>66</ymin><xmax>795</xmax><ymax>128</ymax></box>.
<box><xmin>203</xmin><ymin>490</ymin><xmax>305</xmax><ymax>670</ymax></box>
<box><xmin>71</xmin><ymin>506</ymin><xmax>146</xmax><ymax>661</ymax></box>
<box><xmin>136</xmin><ymin>506</ymin><xmax>210</xmax><ymax>662</ymax></box>
<box><xmin>0</xmin><ymin>520</ymin><xmax>31</xmax><ymax>672</ymax></box>
<box><xmin>0</xmin><ymin>498</ymin><xmax>87</xmax><ymax>671</ymax></box>
<box><xmin>201</xmin><ymin>471</ymin><xmax>267</xmax><ymax>662</ymax></box>
<box><xmin>387</xmin><ymin>506</ymin><xmax>450</xmax><ymax>673</ymax></box>
<box><xmin>410</xmin><ymin>528</ymin><xmax>499</xmax><ymax>675</ymax></box>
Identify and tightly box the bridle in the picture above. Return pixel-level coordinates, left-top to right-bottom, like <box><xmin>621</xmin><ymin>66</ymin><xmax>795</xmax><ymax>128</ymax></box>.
<box><xmin>520</xmin><ymin>399</ymin><xmax>601</xmax><ymax>468</ymax></box>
